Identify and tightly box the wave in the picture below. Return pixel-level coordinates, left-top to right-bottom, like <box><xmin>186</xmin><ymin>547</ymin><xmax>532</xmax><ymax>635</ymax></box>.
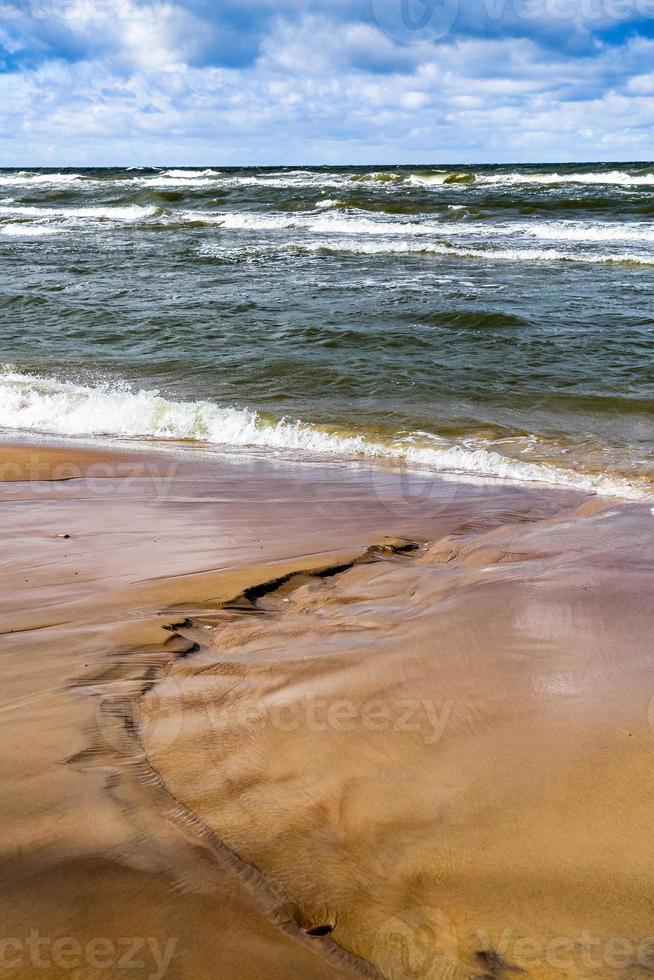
<box><xmin>444</xmin><ymin>218</ymin><xmax>654</xmax><ymax>244</ymax></box>
<box><xmin>0</xmin><ymin>172</ymin><xmax>85</xmax><ymax>187</ymax></box>
<box><xmin>511</xmin><ymin>220</ymin><xmax>654</xmax><ymax>243</ymax></box>
<box><xmin>129</xmin><ymin>169</ymin><xmax>226</xmax><ymax>188</ymax></box>
<box><xmin>5</xmin><ymin>196</ymin><xmax>651</xmax><ymax>260</ymax></box>
<box><xmin>0</xmin><ymin>368</ymin><xmax>648</xmax><ymax>500</ymax></box>
<box><xmin>313</xmin><ymin>196</ymin><xmax>453</xmax><ymax>216</ymax></box>
<box><xmin>0</xmin><ymin>204</ymin><xmax>158</xmax><ymax>223</ymax></box>
<box><xmin>408</xmin><ymin>169</ymin><xmax>654</xmax><ymax>190</ymax></box>
<box><xmin>0</xmin><ymin>223</ymin><xmax>64</xmax><ymax>238</ymax></box>
<box><xmin>351</xmin><ymin>171</ymin><xmax>406</xmax><ymax>184</ymax></box>
<box><xmin>2</xmin><ymin>167</ymin><xmax>654</xmax><ymax>194</ymax></box>
<box><xmin>119</xmin><ymin>170</ymin><xmax>347</xmax><ymax>192</ymax></box>
<box><xmin>160</xmin><ymin>169</ymin><xmax>223</xmax><ymax>179</ymax></box>
<box><xmin>5</xmin><ymin>203</ymin><xmax>653</xmax><ymax>249</ymax></box>
<box><xmin>409</xmin><ymin>170</ymin><xmax>476</xmax><ymax>186</ymax></box>
<box><xmin>191</xmin><ymin>210</ymin><xmax>443</xmax><ymax>236</ymax></box>
<box><xmin>134</xmin><ymin>179</ymin><xmax>219</xmax><ymax>189</ymax></box>
<box><xmin>224</xmin><ymin>176</ymin><xmax>347</xmax><ymax>190</ymax></box>
<box><xmin>190</xmin><ymin>209</ymin><xmax>654</xmax><ymax>246</ymax></box>
<box><xmin>279</xmin><ymin>238</ymin><xmax>654</xmax><ymax>266</ymax></box>
<box><xmin>476</xmin><ymin>170</ymin><xmax>654</xmax><ymax>188</ymax></box>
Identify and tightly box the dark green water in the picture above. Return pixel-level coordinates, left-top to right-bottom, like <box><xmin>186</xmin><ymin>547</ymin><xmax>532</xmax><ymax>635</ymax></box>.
<box><xmin>1</xmin><ymin>164</ymin><xmax>653</xmax><ymax>496</ymax></box>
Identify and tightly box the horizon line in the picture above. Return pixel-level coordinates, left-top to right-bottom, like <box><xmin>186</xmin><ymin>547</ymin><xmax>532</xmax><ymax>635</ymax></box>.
<box><xmin>2</xmin><ymin>159</ymin><xmax>654</xmax><ymax>169</ymax></box>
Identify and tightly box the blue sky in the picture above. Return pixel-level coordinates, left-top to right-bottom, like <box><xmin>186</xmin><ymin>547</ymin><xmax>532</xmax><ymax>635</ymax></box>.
<box><xmin>1</xmin><ymin>0</ymin><xmax>654</xmax><ymax>164</ymax></box>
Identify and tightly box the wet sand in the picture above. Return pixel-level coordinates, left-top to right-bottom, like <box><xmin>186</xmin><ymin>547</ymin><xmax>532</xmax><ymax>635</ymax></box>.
<box><xmin>1</xmin><ymin>439</ymin><xmax>653</xmax><ymax>979</ymax></box>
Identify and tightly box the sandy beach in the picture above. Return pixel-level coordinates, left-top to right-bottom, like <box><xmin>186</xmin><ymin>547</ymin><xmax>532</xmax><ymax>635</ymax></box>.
<box><xmin>1</xmin><ymin>438</ymin><xmax>653</xmax><ymax>979</ymax></box>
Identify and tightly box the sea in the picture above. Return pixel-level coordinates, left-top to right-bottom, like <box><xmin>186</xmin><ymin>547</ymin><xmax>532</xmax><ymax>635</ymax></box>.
<box><xmin>1</xmin><ymin>163</ymin><xmax>653</xmax><ymax>498</ymax></box>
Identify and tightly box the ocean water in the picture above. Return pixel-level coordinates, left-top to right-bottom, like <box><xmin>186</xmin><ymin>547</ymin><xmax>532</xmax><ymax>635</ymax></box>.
<box><xmin>0</xmin><ymin>163</ymin><xmax>653</xmax><ymax>498</ymax></box>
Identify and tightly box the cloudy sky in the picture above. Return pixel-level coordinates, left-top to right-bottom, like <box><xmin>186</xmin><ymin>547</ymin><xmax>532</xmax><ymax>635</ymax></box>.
<box><xmin>1</xmin><ymin>0</ymin><xmax>654</xmax><ymax>164</ymax></box>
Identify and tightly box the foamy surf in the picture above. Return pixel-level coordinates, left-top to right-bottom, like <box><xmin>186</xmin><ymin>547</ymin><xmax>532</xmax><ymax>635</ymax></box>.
<box><xmin>0</xmin><ymin>204</ymin><xmax>158</xmax><ymax>222</ymax></box>
<box><xmin>0</xmin><ymin>369</ymin><xmax>648</xmax><ymax>501</ymax></box>
<box><xmin>200</xmin><ymin>238</ymin><xmax>654</xmax><ymax>266</ymax></box>
<box><xmin>0</xmin><ymin>223</ymin><xmax>64</xmax><ymax>238</ymax></box>
<box><xmin>4</xmin><ymin>203</ymin><xmax>653</xmax><ymax>255</ymax></box>
<box><xmin>294</xmin><ymin>235</ymin><xmax>654</xmax><ymax>264</ymax></box>
<box><xmin>191</xmin><ymin>210</ymin><xmax>439</xmax><ymax>235</ymax></box>
<box><xmin>0</xmin><ymin>172</ymin><xmax>84</xmax><ymax>187</ymax></box>
<box><xmin>160</xmin><ymin>169</ymin><xmax>223</xmax><ymax>179</ymax></box>
<box><xmin>191</xmin><ymin>210</ymin><xmax>654</xmax><ymax>258</ymax></box>
<box><xmin>476</xmin><ymin>170</ymin><xmax>654</xmax><ymax>187</ymax></box>
<box><xmin>467</xmin><ymin>220</ymin><xmax>654</xmax><ymax>244</ymax></box>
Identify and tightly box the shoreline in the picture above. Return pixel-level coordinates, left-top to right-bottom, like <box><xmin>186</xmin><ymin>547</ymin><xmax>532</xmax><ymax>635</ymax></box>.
<box><xmin>0</xmin><ymin>422</ymin><xmax>649</xmax><ymax>504</ymax></box>
<box><xmin>1</xmin><ymin>439</ymin><xmax>653</xmax><ymax>979</ymax></box>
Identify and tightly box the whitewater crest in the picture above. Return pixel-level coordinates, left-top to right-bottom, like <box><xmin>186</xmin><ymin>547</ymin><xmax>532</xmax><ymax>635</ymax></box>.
<box><xmin>0</xmin><ymin>167</ymin><xmax>653</xmax><ymax>193</ymax></box>
<box><xmin>0</xmin><ymin>172</ymin><xmax>85</xmax><ymax>187</ymax></box>
<box><xmin>0</xmin><ymin>224</ymin><xmax>64</xmax><ymax>238</ymax></box>
<box><xmin>185</xmin><ymin>207</ymin><xmax>654</xmax><ymax>264</ymax></box>
<box><xmin>0</xmin><ymin>368</ymin><xmax>648</xmax><ymax>501</ymax></box>
<box><xmin>197</xmin><ymin>236</ymin><xmax>654</xmax><ymax>267</ymax></box>
<box><xmin>3</xmin><ymin>199</ymin><xmax>654</xmax><ymax>260</ymax></box>
<box><xmin>0</xmin><ymin>204</ymin><xmax>159</xmax><ymax>227</ymax></box>
<box><xmin>478</xmin><ymin>170</ymin><xmax>654</xmax><ymax>187</ymax></box>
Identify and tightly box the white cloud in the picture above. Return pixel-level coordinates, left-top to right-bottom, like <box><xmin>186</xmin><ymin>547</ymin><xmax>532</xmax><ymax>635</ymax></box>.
<box><xmin>1</xmin><ymin>1</ymin><xmax>653</xmax><ymax>162</ymax></box>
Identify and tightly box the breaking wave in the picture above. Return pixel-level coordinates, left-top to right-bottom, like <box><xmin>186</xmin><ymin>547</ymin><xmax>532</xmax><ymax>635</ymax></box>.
<box><xmin>476</xmin><ymin>170</ymin><xmax>654</xmax><ymax>187</ymax></box>
<box><xmin>225</xmin><ymin>238</ymin><xmax>654</xmax><ymax>266</ymax></box>
<box><xmin>0</xmin><ymin>223</ymin><xmax>64</xmax><ymax>238</ymax></box>
<box><xmin>0</xmin><ymin>204</ymin><xmax>158</xmax><ymax>222</ymax></box>
<box><xmin>0</xmin><ymin>368</ymin><xmax>648</xmax><ymax>500</ymax></box>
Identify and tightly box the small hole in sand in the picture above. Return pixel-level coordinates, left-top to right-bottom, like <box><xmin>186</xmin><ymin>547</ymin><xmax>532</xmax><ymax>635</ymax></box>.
<box><xmin>305</xmin><ymin>925</ymin><xmax>333</xmax><ymax>937</ymax></box>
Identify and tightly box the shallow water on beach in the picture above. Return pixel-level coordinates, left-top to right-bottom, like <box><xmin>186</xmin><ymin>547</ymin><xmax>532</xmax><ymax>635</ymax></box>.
<box><xmin>0</xmin><ymin>163</ymin><xmax>652</xmax><ymax>497</ymax></box>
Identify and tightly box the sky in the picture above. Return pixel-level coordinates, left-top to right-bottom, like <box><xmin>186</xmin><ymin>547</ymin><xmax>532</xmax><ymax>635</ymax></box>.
<box><xmin>1</xmin><ymin>0</ymin><xmax>654</xmax><ymax>164</ymax></box>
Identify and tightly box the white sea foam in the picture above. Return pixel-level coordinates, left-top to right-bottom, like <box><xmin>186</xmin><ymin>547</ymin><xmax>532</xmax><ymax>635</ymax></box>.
<box><xmin>0</xmin><ymin>223</ymin><xmax>64</xmax><ymax>238</ymax></box>
<box><xmin>223</xmin><ymin>173</ymin><xmax>348</xmax><ymax>190</ymax></box>
<box><xmin>1</xmin><ymin>168</ymin><xmax>652</xmax><ymax>192</ymax></box>
<box><xmin>6</xmin><ymin>203</ymin><xmax>651</xmax><ymax>251</ymax></box>
<box><xmin>123</xmin><ymin>170</ymin><xmax>343</xmax><ymax>191</ymax></box>
<box><xmin>0</xmin><ymin>204</ymin><xmax>158</xmax><ymax>223</ymax></box>
<box><xmin>131</xmin><ymin>168</ymin><xmax>226</xmax><ymax>188</ymax></box>
<box><xmin>0</xmin><ymin>368</ymin><xmax>647</xmax><ymax>500</ymax></box>
<box><xmin>438</xmin><ymin>218</ymin><xmax>654</xmax><ymax>244</ymax></box>
<box><xmin>193</xmin><ymin>210</ymin><xmax>438</xmax><ymax>236</ymax></box>
<box><xmin>191</xmin><ymin>209</ymin><xmax>654</xmax><ymax>249</ymax></box>
<box><xmin>278</xmin><ymin>238</ymin><xmax>654</xmax><ymax>266</ymax></box>
<box><xmin>510</xmin><ymin>220</ymin><xmax>654</xmax><ymax>243</ymax></box>
<box><xmin>188</xmin><ymin>206</ymin><xmax>654</xmax><ymax>264</ymax></box>
<box><xmin>0</xmin><ymin>172</ymin><xmax>84</xmax><ymax>187</ymax></box>
<box><xmin>476</xmin><ymin>170</ymin><xmax>654</xmax><ymax>187</ymax></box>
<box><xmin>407</xmin><ymin>169</ymin><xmax>654</xmax><ymax>189</ymax></box>
<box><xmin>160</xmin><ymin>169</ymin><xmax>223</xmax><ymax>179</ymax></box>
